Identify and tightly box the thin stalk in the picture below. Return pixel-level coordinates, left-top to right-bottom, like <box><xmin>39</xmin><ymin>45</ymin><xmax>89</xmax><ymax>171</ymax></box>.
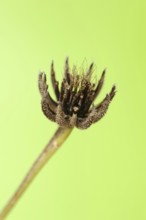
<box><xmin>0</xmin><ymin>126</ymin><xmax>73</xmax><ymax>220</ymax></box>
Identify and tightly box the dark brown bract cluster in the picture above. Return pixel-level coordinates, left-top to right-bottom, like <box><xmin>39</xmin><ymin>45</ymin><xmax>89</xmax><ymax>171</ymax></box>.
<box><xmin>38</xmin><ymin>58</ymin><xmax>116</xmax><ymax>129</ymax></box>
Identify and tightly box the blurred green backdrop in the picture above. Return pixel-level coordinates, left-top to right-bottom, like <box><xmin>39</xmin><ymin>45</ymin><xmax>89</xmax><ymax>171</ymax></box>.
<box><xmin>0</xmin><ymin>0</ymin><xmax>146</xmax><ymax>220</ymax></box>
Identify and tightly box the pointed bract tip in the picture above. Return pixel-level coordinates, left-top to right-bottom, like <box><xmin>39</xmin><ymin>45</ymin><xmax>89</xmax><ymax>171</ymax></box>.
<box><xmin>86</xmin><ymin>62</ymin><xmax>94</xmax><ymax>76</ymax></box>
<box><xmin>102</xmin><ymin>68</ymin><xmax>106</xmax><ymax>76</ymax></box>
<box><xmin>110</xmin><ymin>85</ymin><xmax>116</xmax><ymax>100</ymax></box>
<box><xmin>90</xmin><ymin>62</ymin><xmax>94</xmax><ymax>69</ymax></box>
<box><xmin>65</xmin><ymin>57</ymin><xmax>69</xmax><ymax>64</ymax></box>
<box><xmin>51</xmin><ymin>60</ymin><xmax>54</xmax><ymax>68</ymax></box>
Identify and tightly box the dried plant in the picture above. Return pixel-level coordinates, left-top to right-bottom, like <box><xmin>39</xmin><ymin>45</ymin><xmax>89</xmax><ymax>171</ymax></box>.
<box><xmin>0</xmin><ymin>58</ymin><xmax>116</xmax><ymax>220</ymax></box>
<box><xmin>39</xmin><ymin>58</ymin><xmax>116</xmax><ymax>129</ymax></box>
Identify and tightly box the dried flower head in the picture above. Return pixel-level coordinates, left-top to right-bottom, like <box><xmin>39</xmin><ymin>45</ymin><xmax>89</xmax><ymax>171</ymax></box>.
<box><xmin>38</xmin><ymin>58</ymin><xmax>116</xmax><ymax>129</ymax></box>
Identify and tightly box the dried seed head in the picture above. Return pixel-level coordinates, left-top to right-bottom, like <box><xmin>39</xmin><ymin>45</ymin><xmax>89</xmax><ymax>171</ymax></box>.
<box><xmin>38</xmin><ymin>58</ymin><xmax>116</xmax><ymax>129</ymax></box>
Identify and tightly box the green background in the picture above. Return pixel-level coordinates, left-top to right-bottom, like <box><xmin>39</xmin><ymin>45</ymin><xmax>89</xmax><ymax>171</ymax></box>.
<box><xmin>0</xmin><ymin>0</ymin><xmax>146</xmax><ymax>219</ymax></box>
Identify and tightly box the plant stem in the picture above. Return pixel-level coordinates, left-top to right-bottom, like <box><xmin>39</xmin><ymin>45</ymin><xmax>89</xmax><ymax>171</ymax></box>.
<box><xmin>0</xmin><ymin>126</ymin><xmax>73</xmax><ymax>220</ymax></box>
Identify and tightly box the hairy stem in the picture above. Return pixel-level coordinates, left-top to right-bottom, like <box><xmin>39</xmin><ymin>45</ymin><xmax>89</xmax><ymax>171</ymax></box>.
<box><xmin>0</xmin><ymin>127</ymin><xmax>73</xmax><ymax>220</ymax></box>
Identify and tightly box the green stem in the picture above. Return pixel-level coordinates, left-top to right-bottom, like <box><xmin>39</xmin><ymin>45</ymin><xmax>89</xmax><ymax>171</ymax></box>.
<box><xmin>0</xmin><ymin>127</ymin><xmax>73</xmax><ymax>220</ymax></box>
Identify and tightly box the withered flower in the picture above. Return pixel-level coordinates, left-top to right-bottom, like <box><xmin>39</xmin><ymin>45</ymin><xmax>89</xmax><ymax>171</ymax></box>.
<box><xmin>38</xmin><ymin>58</ymin><xmax>116</xmax><ymax>129</ymax></box>
<box><xmin>0</xmin><ymin>58</ymin><xmax>116</xmax><ymax>219</ymax></box>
